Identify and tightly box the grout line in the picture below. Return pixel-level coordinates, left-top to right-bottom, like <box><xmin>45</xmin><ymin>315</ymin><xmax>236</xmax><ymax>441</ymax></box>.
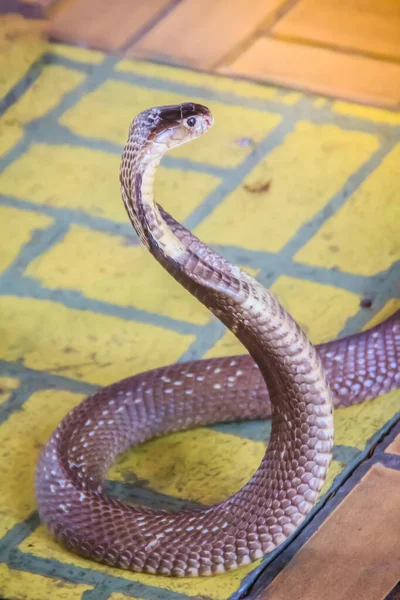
<box><xmin>212</xmin><ymin>0</ymin><xmax>302</xmax><ymax>71</ymax></box>
<box><xmin>0</xmin><ymin>513</ymin><xmax>41</xmax><ymax>563</ymax></box>
<box><xmin>104</xmin><ymin>480</ymin><xmax>203</xmax><ymax>511</ymax></box>
<box><xmin>35</xmin><ymin>55</ymin><xmax>119</xmax><ymax>123</ymax></box>
<box><xmin>0</xmin><ymin>359</ymin><xmax>98</xmax><ymax>395</ymax></box>
<box><xmin>263</xmin><ymin>0</ymin><xmax>301</xmax><ymax>32</ymax></box>
<box><xmin>0</xmin><ymin>194</ymin><xmax>135</xmax><ymax>235</ymax></box>
<box><xmin>0</xmin><ymin>380</ymin><xmax>43</xmax><ymax>425</ymax></box>
<box><xmin>0</xmin><ymin>220</ymin><xmax>70</xmax><ymax>273</ymax></box>
<box><xmin>0</xmin><ymin>52</ymin><xmax>100</xmax><ymax>119</ymax></box>
<box><xmin>8</xmin><ymin>549</ymin><xmax>191</xmax><ymax>600</ymax></box>
<box><xmin>0</xmin><ymin>55</ymin><xmax>45</xmax><ymax>117</ymax></box>
<box><xmin>214</xmin><ymin>245</ymin><xmax>389</xmax><ymax>296</ymax></box>
<box><xmin>0</xmin><ymin>275</ymin><xmax>201</xmax><ymax>335</ymax></box>
<box><xmin>119</xmin><ymin>0</ymin><xmax>184</xmax><ymax>53</ymax></box>
<box><xmin>266</xmin><ymin>31</ymin><xmax>400</xmax><ymax>66</ymax></box>
<box><xmin>178</xmin><ymin>318</ymin><xmax>224</xmax><ymax>362</ymax></box>
<box><xmin>303</xmin><ymin>104</ymin><xmax>400</xmax><ymax>138</ymax></box>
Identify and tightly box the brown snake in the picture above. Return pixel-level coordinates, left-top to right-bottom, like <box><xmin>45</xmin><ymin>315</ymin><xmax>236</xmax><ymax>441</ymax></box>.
<box><xmin>35</xmin><ymin>103</ymin><xmax>400</xmax><ymax>577</ymax></box>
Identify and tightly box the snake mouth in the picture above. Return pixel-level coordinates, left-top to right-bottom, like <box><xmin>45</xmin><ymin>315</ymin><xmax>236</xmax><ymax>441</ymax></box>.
<box><xmin>204</xmin><ymin>113</ymin><xmax>213</xmax><ymax>128</ymax></box>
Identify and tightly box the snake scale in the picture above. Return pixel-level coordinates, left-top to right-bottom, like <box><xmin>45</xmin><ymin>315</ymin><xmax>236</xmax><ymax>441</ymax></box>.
<box><xmin>36</xmin><ymin>103</ymin><xmax>400</xmax><ymax>577</ymax></box>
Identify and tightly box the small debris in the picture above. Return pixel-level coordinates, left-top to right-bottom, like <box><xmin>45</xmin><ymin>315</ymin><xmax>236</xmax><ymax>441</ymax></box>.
<box><xmin>63</xmin><ymin>346</ymin><xmax>77</xmax><ymax>354</ymax></box>
<box><xmin>360</xmin><ymin>298</ymin><xmax>373</xmax><ymax>308</ymax></box>
<box><xmin>243</xmin><ymin>180</ymin><xmax>271</xmax><ymax>194</ymax></box>
<box><xmin>236</xmin><ymin>137</ymin><xmax>255</xmax><ymax>148</ymax></box>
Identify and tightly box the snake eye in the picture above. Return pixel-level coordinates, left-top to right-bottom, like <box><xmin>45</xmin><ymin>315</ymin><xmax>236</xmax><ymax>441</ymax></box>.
<box><xmin>186</xmin><ymin>116</ymin><xmax>196</xmax><ymax>127</ymax></box>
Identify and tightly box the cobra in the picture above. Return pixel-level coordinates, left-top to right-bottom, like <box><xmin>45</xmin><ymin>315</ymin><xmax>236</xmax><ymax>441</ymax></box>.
<box><xmin>35</xmin><ymin>103</ymin><xmax>400</xmax><ymax>577</ymax></box>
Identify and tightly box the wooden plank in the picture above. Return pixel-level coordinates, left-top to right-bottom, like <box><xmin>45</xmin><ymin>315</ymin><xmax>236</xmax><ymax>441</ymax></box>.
<box><xmin>220</xmin><ymin>36</ymin><xmax>400</xmax><ymax>108</ymax></box>
<box><xmin>272</xmin><ymin>0</ymin><xmax>400</xmax><ymax>61</ymax></box>
<box><xmin>129</xmin><ymin>0</ymin><xmax>288</xmax><ymax>69</ymax></box>
<box><xmin>255</xmin><ymin>464</ymin><xmax>400</xmax><ymax>600</ymax></box>
<box><xmin>385</xmin><ymin>583</ymin><xmax>400</xmax><ymax>600</ymax></box>
<box><xmin>386</xmin><ymin>433</ymin><xmax>400</xmax><ymax>455</ymax></box>
<box><xmin>48</xmin><ymin>0</ymin><xmax>170</xmax><ymax>51</ymax></box>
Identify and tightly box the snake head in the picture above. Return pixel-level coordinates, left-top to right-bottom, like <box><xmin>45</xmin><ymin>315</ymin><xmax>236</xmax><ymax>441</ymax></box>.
<box><xmin>133</xmin><ymin>102</ymin><xmax>214</xmax><ymax>153</ymax></box>
<box><xmin>156</xmin><ymin>102</ymin><xmax>213</xmax><ymax>147</ymax></box>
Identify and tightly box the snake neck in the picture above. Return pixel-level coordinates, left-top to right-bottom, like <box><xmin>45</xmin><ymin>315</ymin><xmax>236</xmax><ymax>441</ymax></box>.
<box><xmin>121</xmin><ymin>137</ymin><xmax>186</xmax><ymax>259</ymax></box>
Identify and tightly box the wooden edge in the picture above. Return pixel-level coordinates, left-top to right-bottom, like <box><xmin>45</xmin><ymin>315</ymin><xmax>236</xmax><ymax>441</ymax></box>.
<box><xmin>385</xmin><ymin>582</ymin><xmax>400</xmax><ymax>600</ymax></box>
<box><xmin>231</xmin><ymin>418</ymin><xmax>400</xmax><ymax>599</ymax></box>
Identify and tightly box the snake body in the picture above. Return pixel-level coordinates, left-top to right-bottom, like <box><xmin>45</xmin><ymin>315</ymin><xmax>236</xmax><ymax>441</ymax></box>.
<box><xmin>35</xmin><ymin>103</ymin><xmax>400</xmax><ymax>577</ymax></box>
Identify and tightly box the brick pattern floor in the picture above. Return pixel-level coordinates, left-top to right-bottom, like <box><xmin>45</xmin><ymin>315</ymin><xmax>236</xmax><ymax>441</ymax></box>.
<box><xmin>0</xmin><ymin>14</ymin><xmax>399</xmax><ymax>600</ymax></box>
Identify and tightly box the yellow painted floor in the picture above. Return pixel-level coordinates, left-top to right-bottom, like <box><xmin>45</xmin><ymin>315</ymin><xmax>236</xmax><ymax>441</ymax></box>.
<box><xmin>0</xmin><ymin>14</ymin><xmax>399</xmax><ymax>600</ymax></box>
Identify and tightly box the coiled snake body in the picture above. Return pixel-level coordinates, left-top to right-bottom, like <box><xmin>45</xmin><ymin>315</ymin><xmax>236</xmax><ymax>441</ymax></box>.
<box><xmin>36</xmin><ymin>103</ymin><xmax>400</xmax><ymax>577</ymax></box>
